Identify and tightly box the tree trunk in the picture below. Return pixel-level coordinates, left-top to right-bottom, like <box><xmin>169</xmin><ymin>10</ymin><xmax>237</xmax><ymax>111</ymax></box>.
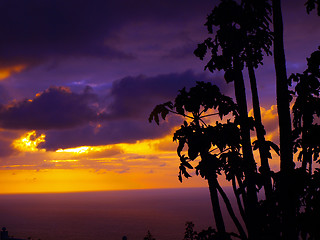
<box><xmin>207</xmin><ymin>175</ymin><xmax>226</xmax><ymax>235</ymax></box>
<box><xmin>247</xmin><ymin>63</ymin><xmax>273</xmax><ymax>201</ymax></box>
<box><xmin>233</xmin><ymin>57</ymin><xmax>259</xmax><ymax>240</ymax></box>
<box><xmin>216</xmin><ymin>180</ymin><xmax>248</xmax><ymax>240</ymax></box>
<box><xmin>232</xmin><ymin>176</ymin><xmax>247</xmax><ymax>226</ymax></box>
<box><xmin>272</xmin><ymin>0</ymin><xmax>297</xmax><ymax>239</ymax></box>
<box><xmin>301</xmin><ymin>113</ymin><xmax>313</xmax><ymax>240</ymax></box>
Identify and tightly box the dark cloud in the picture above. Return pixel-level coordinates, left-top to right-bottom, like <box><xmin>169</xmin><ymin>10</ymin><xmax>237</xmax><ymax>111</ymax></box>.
<box><xmin>0</xmin><ymin>70</ymin><xmax>226</xmax><ymax>134</ymax></box>
<box><xmin>41</xmin><ymin>118</ymin><xmax>176</xmax><ymax>150</ymax></box>
<box><xmin>0</xmin><ymin>130</ymin><xmax>22</xmax><ymax>158</ymax></box>
<box><xmin>0</xmin><ymin>0</ymin><xmax>214</xmax><ymax>67</ymax></box>
<box><xmin>41</xmin><ymin>70</ymin><xmax>227</xmax><ymax>150</ymax></box>
<box><xmin>0</xmin><ymin>139</ymin><xmax>15</xmax><ymax>157</ymax></box>
<box><xmin>0</xmin><ymin>86</ymin><xmax>101</xmax><ymax>130</ymax></box>
<box><xmin>0</xmin><ymin>0</ymin><xmax>315</xmax><ymax>153</ymax></box>
<box><xmin>0</xmin><ymin>85</ymin><xmax>11</xmax><ymax>104</ymax></box>
<box><xmin>106</xmin><ymin>70</ymin><xmax>227</xmax><ymax>120</ymax></box>
<box><xmin>162</xmin><ymin>43</ymin><xmax>198</xmax><ymax>60</ymax></box>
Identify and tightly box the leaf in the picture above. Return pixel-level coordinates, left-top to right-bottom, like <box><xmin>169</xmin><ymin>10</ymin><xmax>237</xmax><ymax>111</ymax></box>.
<box><xmin>298</xmin><ymin>151</ymin><xmax>303</xmax><ymax>162</ymax></box>
<box><xmin>149</xmin><ymin>102</ymin><xmax>173</xmax><ymax>125</ymax></box>
<box><xmin>180</xmin><ymin>155</ymin><xmax>193</xmax><ymax>169</ymax></box>
<box><xmin>252</xmin><ymin>140</ymin><xmax>259</xmax><ymax>151</ymax></box>
<box><xmin>179</xmin><ymin>165</ymin><xmax>192</xmax><ymax>179</ymax></box>
<box><xmin>160</xmin><ymin>108</ymin><xmax>169</xmax><ymax>120</ymax></box>
<box><xmin>224</xmin><ymin>69</ymin><xmax>236</xmax><ymax>83</ymax></box>
<box><xmin>177</xmin><ymin>139</ymin><xmax>186</xmax><ymax>157</ymax></box>
<box><xmin>183</xmin><ymin>171</ymin><xmax>192</xmax><ymax>178</ymax></box>
<box><xmin>188</xmin><ymin>147</ymin><xmax>199</xmax><ymax>160</ymax></box>
<box><xmin>148</xmin><ymin>111</ymin><xmax>159</xmax><ymax>125</ymax></box>
<box><xmin>267</xmin><ymin>141</ymin><xmax>280</xmax><ymax>156</ymax></box>
<box><xmin>182</xmin><ymin>161</ymin><xmax>194</xmax><ymax>169</ymax></box>
<box><xmin>178</xmin><ymin>172</ymin><xmax>183</xmax><ymax>183</ymax></box>
<box><xmin>194</xmin><ymin>42</ymin><xmax>208</xmax><ymax>60</ymax></box>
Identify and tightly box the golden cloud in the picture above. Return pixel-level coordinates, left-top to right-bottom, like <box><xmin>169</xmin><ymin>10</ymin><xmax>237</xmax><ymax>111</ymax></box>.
<box><xmin>0</xmin><ymin>65</ymin><xmax>26</xmax><ymax>80</ymax></box>
<box><xmin>12</xmin><ymin>130</ymin><xmax>46</xmax><ymax>152</ymax></box>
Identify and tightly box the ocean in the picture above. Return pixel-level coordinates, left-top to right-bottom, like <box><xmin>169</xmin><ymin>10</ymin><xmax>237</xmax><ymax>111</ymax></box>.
<box><xmin>0</xmin><ymin>188</ymin><xmax>239</xmax><ymax>240</ymax></box>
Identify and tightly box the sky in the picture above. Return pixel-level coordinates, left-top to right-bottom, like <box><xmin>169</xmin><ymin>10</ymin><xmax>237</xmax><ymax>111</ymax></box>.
<box><xmin>0</xmin><ymin>0</ymin><xmax>319</xmax><ymax>194</ymax></box>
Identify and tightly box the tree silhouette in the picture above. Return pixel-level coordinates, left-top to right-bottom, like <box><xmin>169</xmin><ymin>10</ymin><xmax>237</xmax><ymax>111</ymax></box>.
<box><xmin>183</xmin><ymin>221</ymin><xmax>244</xmax><ymax>240</ymax></box>
<box><xmin>271</xmin><ymin>1</ymin><xmax>297</xmax><ymax>239</ymax></box>
<box><xmin>150</xmin><ymin>0</ymin><xmax>320</xmax><ymax>239</ymax></box>
<box><xmin>291</xmin><ymin>47</ymin><xmax>320</xmax><ymax>240</ymax></box>
<box><xmin>306</xmin><ymin>0</ymin><xmax>320</xmax><ymax>15</ymax></box>
<box><xmin>193</xmin><ymin>0</ymin><xmax>274</xmax><ymax>238</ymax></box>
<box><xmin>149</xmin><ymin>82</ymin><xmax>246</xmax><ymax>239</ymax></box>
<box><xmin>143</xmin><ymin>230</ymin><xmax>156</xmax><ymax>240</ymax></box>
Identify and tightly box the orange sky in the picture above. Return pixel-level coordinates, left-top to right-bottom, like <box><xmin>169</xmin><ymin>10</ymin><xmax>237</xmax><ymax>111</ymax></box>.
<box><xmin>0</xmin><ymin>105</ymin><xmax>282</xmax><ymax>194</ymax></box>
<box><xmin>0</xmin><ymin>130</ymin><xmax>208</xmax><ymax>193</ymax></box>
<box><xmin>0</xmin><ymin>0</ymin><xmax>315</xmax><ymax>194</ymax></box>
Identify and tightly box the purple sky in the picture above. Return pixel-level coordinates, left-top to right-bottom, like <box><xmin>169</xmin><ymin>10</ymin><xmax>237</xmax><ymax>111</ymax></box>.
<box><xmin>0</xmin><ymin>0</ymin><xmax>319</xmax><ymax>155</ymax></box>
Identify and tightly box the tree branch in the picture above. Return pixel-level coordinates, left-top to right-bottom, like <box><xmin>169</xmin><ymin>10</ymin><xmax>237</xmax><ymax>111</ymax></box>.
<box><xmin>216</xmin><ymin>180</ymin><xmax>248</xmax><ymax>240</ymax></box>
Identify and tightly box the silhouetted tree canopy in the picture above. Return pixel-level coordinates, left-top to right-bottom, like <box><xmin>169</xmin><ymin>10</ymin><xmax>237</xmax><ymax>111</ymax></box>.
<box><xmin>150</xmin><ymin>0</ymin><xmax>320</xmax><ymax>239</ymax></box>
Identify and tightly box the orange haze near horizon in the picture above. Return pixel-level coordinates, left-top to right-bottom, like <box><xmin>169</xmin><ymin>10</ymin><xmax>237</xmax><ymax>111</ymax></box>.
<box><xmin>0</xmin><ymin>105</ymin><xmax>283</xmax><ymax>194</ymax></box>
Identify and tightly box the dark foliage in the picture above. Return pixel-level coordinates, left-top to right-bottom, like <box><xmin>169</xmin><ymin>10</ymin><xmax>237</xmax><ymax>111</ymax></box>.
<box><xmin>305</xmin><ymin>0</ymin><xmax>320</xmax><ymax>15</ymax></box>
<box><xmin>143</xmin><ymin>230</ymin><xmax>156</xmax><ymax>240</ymax></box>
<box><xmin>149</xmin><ymin>1</ymin><xmax>320</xmax><ymax>239</ymax></box>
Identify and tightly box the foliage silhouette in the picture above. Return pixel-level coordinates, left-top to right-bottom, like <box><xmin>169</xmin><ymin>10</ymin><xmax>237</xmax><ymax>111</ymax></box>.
<box><xmin>150</xmin><ymin>0</ymin><xmax>320</xmax><ymax>239</ymax></box>
<box><xmin>150</xmin><ymin>82</ymin><xmax>247</xmax><ymax>239</ymax></box>
<box><xmin>194</xmin><ymin>1</ymin><xmax>275</xmax><ymax>237</ymax></box>
<box><xmin>183</xmin><ymin>222</ymin><xmax>244</xmax><ymax>240</ymax></box>
<box><xmin>143</xmin><ymin>230</ymin><xmax>156</xmax><ymax>240</ymax></box>
<box><xmin>305</xmin><ymin>0</ymin><xmax>320</xmax><ymax>15</ymax></box>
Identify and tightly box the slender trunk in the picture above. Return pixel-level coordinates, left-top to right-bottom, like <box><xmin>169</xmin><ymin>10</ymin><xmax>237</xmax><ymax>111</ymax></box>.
<box><xmin>248</xmin><ymin>63</ymin><xmax>281</xmax><ymax>237</ymax></box>
<box><xmin>247</xmin><ymin>63</ymin><xmax>273</xmax><ymax>201</ymax></box>
<box><xmin>272</xmin><ymin>0</ymin><xmax>296</xmax><ymax>239</ymax></box>
<box><xmin>232</xmin><ymin>176</ymin><xmax>247</xmax><ymax>225</ymax></box>
<box><xmin>301</xmin><ymin>112</ymin><xmax>313</xmax><ymax>173</ymax></box>
<box><xmin>272</xmin><ymin>0</ymin><xmax>294</xmax><ymax>170</ymax></box>
<box><xmin>301</xmin><ymin>114</ymin><xmax>313</xmax><ymax>240</ymax></box>
<box><xmin>233</xmin><ymin>57</ymin><xmax>258</xmax><ymax>239</ymax></box>
<box><xmin>207</xmin><ymin>175</ymin><xmax>226</xmax><ymax>235</ymax></box>
<box><xmin>216</xmin><ymin>180</ymin><xmax>248</xmax><ymax>240</ymax></box>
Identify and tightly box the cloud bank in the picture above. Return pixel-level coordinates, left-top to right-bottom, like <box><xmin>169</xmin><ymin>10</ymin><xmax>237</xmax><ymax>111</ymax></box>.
<box><xmin>0</xmin><ymin>71</ymin><xmax>225</xmax><ymax>151</ymax></box>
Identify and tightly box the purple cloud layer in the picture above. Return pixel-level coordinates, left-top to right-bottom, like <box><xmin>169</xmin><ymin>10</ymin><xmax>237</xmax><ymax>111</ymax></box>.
<box><xmin>106</xmin><ymin>71</ymin><xmax>227</xmax><ymax>120</ymax></box>
<box><xmin>0</xmin><ymin>0</ymin><xmax>214</xmax><ymax>67</ymax></box>
<box><xmin>0</xmin><ymin>0</ymin><xmax>318</xmax><ymax>155</ymax></box>
<box><xmin>0</xmin><ymin>86</ymin><xmax>100</xmax><ymax>130</ymax></box>
<box><xmin>0</xmin><ymin>70</ymin><xmax>225</xmax><ymax>151</ymax></box>
<box><xmin>41</xmin><ymin>71</ymin><xmax>225</xmax><ymax>150</ymax></box>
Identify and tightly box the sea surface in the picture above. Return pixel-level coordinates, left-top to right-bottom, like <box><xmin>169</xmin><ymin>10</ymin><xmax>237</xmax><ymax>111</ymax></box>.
<box><xmin>0</xmin><ymin>187</ymin><xmax>239</xmax><ymax>240</ymax></box>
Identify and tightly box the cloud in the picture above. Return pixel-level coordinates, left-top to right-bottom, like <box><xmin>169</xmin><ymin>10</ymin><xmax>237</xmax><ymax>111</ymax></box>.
<box><xmin>0</xmin><ymin>70</ymin><xmax>226</xmax><ymax>148</ymax></box>
<box><xmin>39</xmin><ymin>70</ymin><xmax>227</xmax><ymax>150</ymax></box>
<box><xmin>0</xmin><ymin>85</ymin><xmax>12</xmax><ymax>104</ymax></box>
<box><xmin>106</xmin><ymin>70</ymin><xmax>227</xmax><ymax>120</ymax></box>
<box><xmin>0</xmin><ymin>129</ymin><xmax>26</xmax><ymax>158</ymax></box>
<box><xmin>0</xmin><ymin>65</ymin><xmax>26</xmax><ymax>81</ymax></box>
<box><xmin>0</xmin><ymin>136</ymin><xmax>175</xmax><ymax>174</ymax></box>
<box><xmin>41</xmin><ymin>118</ymin><xmax>176</xmax><ymax>151</ymax></box>
<box><xmin>0</xmin><ymin>138</ymin><xmax>15</xmax><ymax>157</ymax></box>
<box><xmin>162</xmin><ymin>43</ymin><xmax>198</xmax><ymax>60</ymax></box>
<box><xmin>249</xmin><ymin>105</ymin><xmax>279</xmax><ymax>144</ymax></box>
<box><xmin>0</xmin><ymin>0</ymin><xmax>214</xmax><ymax>68</ymax></box>
<box><xmin>0</xmin><ymin>86</ymin><xmax>101</xmax><ymax>130</ymax></box>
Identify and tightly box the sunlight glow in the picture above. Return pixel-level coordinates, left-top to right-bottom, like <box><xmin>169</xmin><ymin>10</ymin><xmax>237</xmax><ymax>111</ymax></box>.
<box><xmin>12</xmin><ymin>131</ymin><xmax>46</xmax><ymax>152</ymax></box>
<box><xmin>117</xmin><ymin>141</ymin><xmax>154</xmax><ymax>154</ymax></box>
<box><xmin>56</xmin><ymin>146</ymin><xmax>91</xmax><ymax>154</ymax></box>
<box><xmin>46</xmin><ymin>160</ymin><xmax>79</xmax><ymax>163</ymax></box>
<box><xmin>55</xmin><ymin>145</ymin><xmax>114</xmax><ymax>154</ymax></box>
<box><xmin>55</xmin><ymin>141</ymin><xmax>157</xmax><ymax>155</ymax></box>
<box><xmin>0</xmin><ymin>132</ymin><xmax>208</xmax><ymax>193</ymax></box>
<box><xmin>0</xmin><ymin>65</ymin><xmax>26</xmax><ymax>80</ymax></box>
